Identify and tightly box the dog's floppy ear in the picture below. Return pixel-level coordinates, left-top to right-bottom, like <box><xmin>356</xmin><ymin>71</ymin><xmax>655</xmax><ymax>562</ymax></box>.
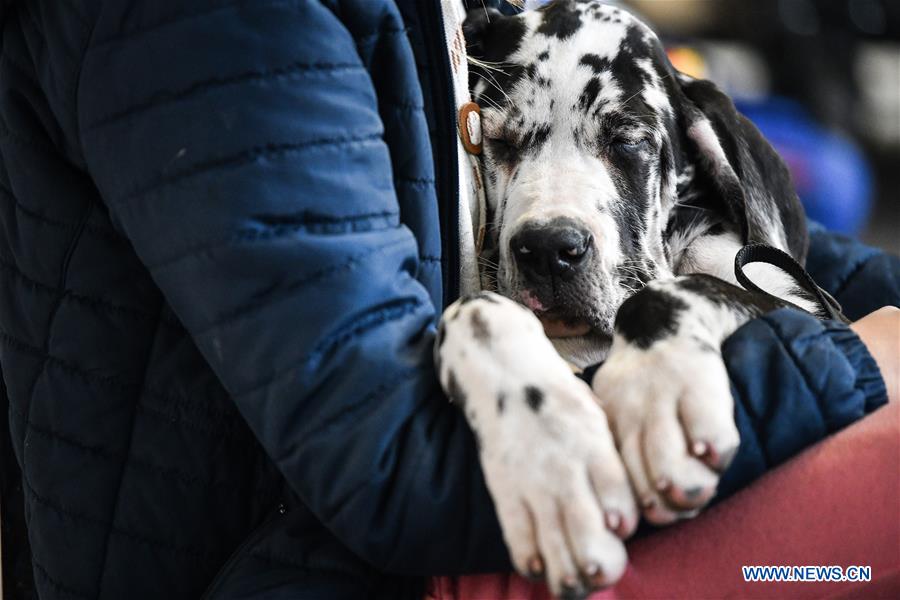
<box><xmin>463</xmin><ymin>8</ymin><xmax>527</xmax><ymax>64</ymax></box>
<box><xmin>677</xmin><ymin>77</ymin><xmax>809</xmax><ymax>263</ymax></box>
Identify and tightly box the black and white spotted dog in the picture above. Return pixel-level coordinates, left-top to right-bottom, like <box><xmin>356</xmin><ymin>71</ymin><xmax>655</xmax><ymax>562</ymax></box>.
<box><xmin>434</xmin><ymin>1</ymin><xmax>828</xmax><ymax>597</ymax></box>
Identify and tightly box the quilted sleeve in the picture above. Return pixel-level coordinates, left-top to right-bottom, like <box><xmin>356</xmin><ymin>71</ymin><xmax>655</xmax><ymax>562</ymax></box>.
<box><xmin>76</xmin><ymin>0</ymin><xmax>509</xmax><ymax>574</ymax></box>
<box><xmin>717</xmin><ymin>308</ymin><xmax>888</xmax><ymax>499</ymax></box>
<box><xmin>805</xmin><ymin>222</ymin><xmax>900</xmax><ymax>320</ymax></box>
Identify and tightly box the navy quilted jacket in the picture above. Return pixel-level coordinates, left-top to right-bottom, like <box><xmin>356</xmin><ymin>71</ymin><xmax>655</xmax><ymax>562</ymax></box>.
<box><xmin>0</xmin><ymin>1</ymin><xmax>893</xmax><ymax>598</ymax></box>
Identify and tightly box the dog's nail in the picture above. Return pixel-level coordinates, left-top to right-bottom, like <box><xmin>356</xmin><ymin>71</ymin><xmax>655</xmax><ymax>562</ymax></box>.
<box><xmin>691</xmin><ymin>440</ymin><xmax>708</xmax><ymax>457</ymax></box>
<box><xmin>605</xmin><ymin>510</ymin><xmax>621</xmax><ymax>532</ymax></box>
<box><xmin>527</xmin><ymin>556</ymin><xmax>544</xmax><ymax>578</ymax></box>
<box><xmin>684</xmin><ymin>486</ymin><xmax>703</xmax><ymax>500</ymax></box>
<box><xmin>584</xmin><ymin>563</ymin><xmax>607</xmax><ymax>588</ymax></box>
<box><xmin>559</xmin><ymin>577</ymin><xmax>584</xmax><ymax>600</ymax></box>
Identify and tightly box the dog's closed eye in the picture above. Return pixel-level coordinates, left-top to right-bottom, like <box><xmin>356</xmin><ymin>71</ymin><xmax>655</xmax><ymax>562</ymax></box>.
<box><xmin>611</xmin><ymin>137</ymin><xmax>651</xmax><ymax>156</ymax></box>
<box><xmin>486</xmin><ymin>135</ymin><xmax>520</xmax><ymax>164</ymax></box>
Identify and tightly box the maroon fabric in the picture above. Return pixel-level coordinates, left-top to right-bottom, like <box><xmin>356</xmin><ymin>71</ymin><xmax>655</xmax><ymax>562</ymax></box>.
<box><xmin>427</xmin><ymin>402</ymin><xmax>900</xmax><ymax>600</ymax></box>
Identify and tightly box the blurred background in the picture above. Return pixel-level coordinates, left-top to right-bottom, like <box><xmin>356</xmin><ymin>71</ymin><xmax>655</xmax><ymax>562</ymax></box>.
<box><xmin>625</xmin><ymin>0</ymin><xmax>899</xmax><ymax>252</ymax></box>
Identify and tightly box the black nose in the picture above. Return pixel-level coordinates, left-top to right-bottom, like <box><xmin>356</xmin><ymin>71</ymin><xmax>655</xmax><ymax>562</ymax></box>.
<box><xmin>510</xmin><ymin>219</ymin><xmax>593</xmax><ymax>282</ymax></box>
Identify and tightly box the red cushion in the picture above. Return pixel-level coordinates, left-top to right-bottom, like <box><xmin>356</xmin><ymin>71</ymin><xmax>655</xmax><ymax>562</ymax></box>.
<box><xmin>427</xmin><ymin>402</ymin><xmax>900</xmax><ymax>599</ymax></box>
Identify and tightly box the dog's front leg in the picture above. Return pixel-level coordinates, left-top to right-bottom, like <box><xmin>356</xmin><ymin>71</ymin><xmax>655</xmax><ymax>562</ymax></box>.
<box><xmin>591</xmin><ymin>275</ymin><xmax>788</xmax><ymax>525</ymax></box>
<box><xmin>436</xmin><ymin>292</ymin><xmax>637</xmax><ymax>598</ymax></box>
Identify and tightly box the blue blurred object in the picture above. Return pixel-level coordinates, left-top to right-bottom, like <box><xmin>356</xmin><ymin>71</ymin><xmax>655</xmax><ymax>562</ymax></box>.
<box><xmin>736</xmin><ymin>97</ymin><xmax>874</xmax><ymax>235</ymax></box>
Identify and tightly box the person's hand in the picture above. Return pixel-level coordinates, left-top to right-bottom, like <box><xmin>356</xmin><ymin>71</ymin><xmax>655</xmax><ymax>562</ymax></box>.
<box><xmin>850</xmin><ymin>306</ymin><xmax>900</xmax><ymax>403</ymax></box>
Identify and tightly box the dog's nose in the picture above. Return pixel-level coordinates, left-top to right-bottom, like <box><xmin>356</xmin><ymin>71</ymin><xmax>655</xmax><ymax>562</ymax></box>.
<box><xmin>510</xmin><ymin>219</ymin><xmax>593</xmax><ymax>282</ymax></box>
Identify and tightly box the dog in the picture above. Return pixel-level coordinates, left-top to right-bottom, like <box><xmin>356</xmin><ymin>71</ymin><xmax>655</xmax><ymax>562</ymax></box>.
<box><xmin>434</xmin><ymin>1</ymin><xmax>827</xmax><ymax>597</ymax></box>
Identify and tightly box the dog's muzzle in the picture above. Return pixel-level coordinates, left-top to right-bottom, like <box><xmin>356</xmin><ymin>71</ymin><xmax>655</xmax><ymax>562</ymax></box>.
<box><xmin>509</xmin><ymin>217</ymin><xmax>595</xmax><ymax>337</ymax></box>
<box><xmin>510</xmin><ymin>217</ymin><xmax>593</xmax><ymax>282</ymax></box>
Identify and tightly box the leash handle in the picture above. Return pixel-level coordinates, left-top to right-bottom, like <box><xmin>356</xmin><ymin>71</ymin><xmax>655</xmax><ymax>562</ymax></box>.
<box><xmin>734</xmin><ymin>243</ymin><xmax>850</xmax><ymax>323</ymax></box>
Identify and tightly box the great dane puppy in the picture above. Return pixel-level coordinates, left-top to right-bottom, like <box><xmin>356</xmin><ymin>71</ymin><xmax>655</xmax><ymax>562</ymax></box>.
<box><xmin>434</xmin><ymin>1</ymin><xmax>824</xmax><ymax>597</ymax></box>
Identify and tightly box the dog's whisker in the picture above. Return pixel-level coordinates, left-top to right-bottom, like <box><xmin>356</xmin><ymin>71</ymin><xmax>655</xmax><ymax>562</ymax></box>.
<box><xmin>472</xmin><ymin>66</ymin><xmax>515</xmax><ymax>107</ymax></box>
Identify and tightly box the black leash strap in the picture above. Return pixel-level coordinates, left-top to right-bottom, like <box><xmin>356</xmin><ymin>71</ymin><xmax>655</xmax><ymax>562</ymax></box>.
<box><xmin>734</xmin><ymin>243</ymin><xmax>850</xmax><ymax>323</ymax></box>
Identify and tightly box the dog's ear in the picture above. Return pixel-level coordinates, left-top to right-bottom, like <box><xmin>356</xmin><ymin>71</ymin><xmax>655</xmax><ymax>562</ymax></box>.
<box><xmin>463</xmin><ymin>8</ymin><xmax>526</xmax><ymax>63</ymax></box>
<box><xmin>677</xmin><ymin>77</ymin><xmax>809</xmax><ymax>262</ymax></box>
<box><xmin>462</xmin><ymin>8</ymin><xmax>502</xmax><ymax>60</ymax></box>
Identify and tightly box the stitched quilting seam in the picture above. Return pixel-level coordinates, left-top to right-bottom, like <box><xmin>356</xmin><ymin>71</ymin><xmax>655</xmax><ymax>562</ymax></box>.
<box><xmin>24</xmin><ymin>477</ymin><xmax>219</xmax><ymax>561</ymax></box>
<box><xmin>0</xmin><ymin>181</ymin><xmax>126</xmax><ymax>243</ymax></box>
<box><xmin>394</xmin><ymin>176</ymin><xmax>435</xmax><ymax>186</ymax></box>
<box><xmin>188</xmin><ymin>236</ymin><xmax>409</xmax><ymax>336</ymax></box>
<box><xmin>86</xmin><ymin>61</ymin><xmax>366</xmax><ymax>132</ymax></box>
<box><xmin>148</xmin><ymin>210</ymin><xmax>400</xmax><ymax>270</ymax></box>
<box><xmin>356</xmin><ymin>25</ymin><xmax>410</xmax><ymax>46</ymax></box>
<box><xmin>31</xmin><ymin>559</ymin><xmax>91</xmax><ymax>600</ymax></box>
<box><xmin>235</xmin><ymin>298</ymin><xmax>425</xmax><ymax>397</ymax></box>
<box><xmin>94</xmin><ymin>303</ymin><xmax>164</xmax><ymax>597</ymax></box>
<box><xmin>87</xmin><ymin>0</ymin><xmax>292</xmax><ymax>50</ymax></box>
<box><xmin>764</xmin><ymin>315</ymin><xmax>830</xmax><ymax>425</ymax></box>
<box><xmin>0</xmin><ymin>328</ymin><xmax>243</xmax><ymax>433</ymax></box>
<box><xmin>0</xmin><ymin>121</ymin><xmax>62</xmax><ymax>157</ymax></box>
<box><xmin>832</xmin><ymin>255</ymin><xmax>876</xmax><ymax>301</ymax></box>
<box><xmin>10</xmin><ymin>404</ymin><xmax>247</xmax><ymax>490</ymax></box>
<box><xmin>0</xmin><ymin>256</ymin><xmax>167</xmax><ymax>324</ymax></box>
<box><xmin>19</xmin><ymin>200</ymin><xmax>93</xmax><ymax>594</ymax></box>
<box><xmin>111</xmin><ymin>132</ymin><xmax>383</xmax><ymax>208</ymax></box>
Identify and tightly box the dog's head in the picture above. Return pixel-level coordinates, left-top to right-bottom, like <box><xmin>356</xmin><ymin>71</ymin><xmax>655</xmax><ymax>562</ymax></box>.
<box><xmin>464</xmin><ymin>0</ymin><xmax>806</xmax><ymax>361</ymax></box>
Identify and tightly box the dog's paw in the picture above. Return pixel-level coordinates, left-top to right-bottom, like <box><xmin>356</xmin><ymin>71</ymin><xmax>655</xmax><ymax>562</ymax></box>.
<box><xmin>592</xmin><ymin>333</ymin><xmax>739</xmax><ymax>525</ymax></box>
<box><xmin>481</xmin><ymin>378</ymin><xmax>636</xmax><ymax>597</ymax></box>
<box><xmin>436</xmin><ymin>292</ymin><xmax>637</xmax><ymax>597</ymax></box>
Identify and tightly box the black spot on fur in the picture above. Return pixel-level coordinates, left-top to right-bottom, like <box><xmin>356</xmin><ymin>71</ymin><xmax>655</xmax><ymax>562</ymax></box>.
<box><xmin>446</xmin><ymin>370</ymin><xmax>467</xmax><ymax>406</ymax></box>
<box><xmin>615</xmin><ymin>288</ymin><xmax>688</xmax><ymax>349</ymax></box>
<box><xmin>537</xmin><ymin>49</ymin><xmax>550</xmax><ymax>61</ymax></box>
<box><xmin>520</xmin><ymin>124</ymin><xmax>551</xmax><ymax>153</ymax></box>
<box><xmin>470</xmin><ymin>308</ymin><xmax>490</xmax><ymax>344</ymax></box>
<box><xmin>577</xmin><ymin>77</ymin><xmax>602</xmax><ymax>112</ymax></box>
<box><xmin>690</xmin><ymin>335</ymin><xmax>718</xmax><ymax>354</ymax></box>
<box><xmin>458</xmin><ymin>292</ymin><xmax>498</xmax><ymax>306</ymax></box>
<box><xmin>497</xmin><ymin>393</ymin><xmax>506</xmax><ymax>414</ymax></box>
<box><xmin>436</xmin><ymin>321</ymin><xmax>446</xmax><ymax>349</ymax></box>
<box><xmin>579</xmin><ymin>53</ymin><xmax>611</xmax><ymax>74</ymax></box>
<box><xmin>524</xmin><ymin>63</ymin><xmax>552</xmax><ymax>89</ymax></box>
<box><xmin>536</xmin><ymin>0</ymin><xmax>583</xmax><ymax>40</ymax></box>
<box><xmin>525</xmin><ymin>386</ymin><xmax>544</xmax><ymax>412</ymax></box>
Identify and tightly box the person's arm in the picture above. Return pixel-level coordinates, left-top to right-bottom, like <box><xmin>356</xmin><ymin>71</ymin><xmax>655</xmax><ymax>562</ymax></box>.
<box><xmin>77</xmin><ymin>0</ymin><xmax>508</xmax><ymax>575</ymax></box>
<box><xmin>851</xmin><ymin>306</ymin><xmax>900</xmax><ymax>404</ymax></box>
<box><xmin>805</xmin><ymin>222</ymin><xmax>900</xmax><ymax>319</ymax></box>
<box><xmin>717</xmin><ymin>308</ymin><xmax>888</xmax><ymax>499</ymax></box>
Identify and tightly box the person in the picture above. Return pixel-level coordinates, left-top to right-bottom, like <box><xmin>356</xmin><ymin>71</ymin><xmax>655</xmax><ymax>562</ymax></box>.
<box><xmin>0</xmin><ymin>1</ymin><xmax>896</xmax><ymax>599</ymax></box>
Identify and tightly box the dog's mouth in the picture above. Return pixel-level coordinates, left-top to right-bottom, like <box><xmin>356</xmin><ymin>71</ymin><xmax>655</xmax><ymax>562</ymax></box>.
<box><xmin>519</xmin><ymin>290</ymin><xmax>594</xmax><ymax>338</ymax></box>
